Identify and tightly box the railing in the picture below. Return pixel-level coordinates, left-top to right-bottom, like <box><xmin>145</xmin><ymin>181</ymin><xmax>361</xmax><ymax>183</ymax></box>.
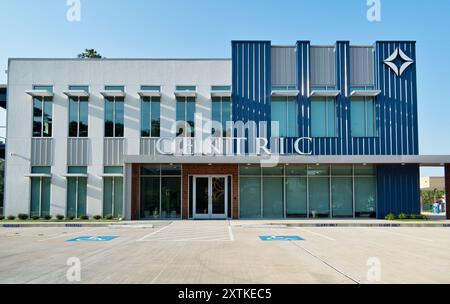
<box><xmin>31</xmin><ymin>138</ymin><xmax>53</xmax><ymax>166</ymax></box>
<box><xmin>67</xmin><ymin>138</ymin><xmax>90</xmax><ymax>166</ymax></box>
<box><xmin>104</xmin><ymin>138</ymin><xmax>126</xmax><ymax>166</ymax></box>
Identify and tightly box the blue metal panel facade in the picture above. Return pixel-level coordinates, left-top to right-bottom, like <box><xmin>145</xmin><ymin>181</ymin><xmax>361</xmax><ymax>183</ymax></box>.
<box><xmin>377</xmin><ymin>164</ymin><xmax>421</xmax><ymax>219</ymax></box>
<box><xmin>231</xmin><ymin>41</ymin><xmax>271</xmax><ymax>126</ymax></box>
<box><xmin>231</xmin><ymin>40</ymin><xmax>421</xmax><ymax>218</ymax></box>
<box><xmin>231</xmin><ymin>40</ymin><xmax>418</xmax><ymax>156</ymax></box>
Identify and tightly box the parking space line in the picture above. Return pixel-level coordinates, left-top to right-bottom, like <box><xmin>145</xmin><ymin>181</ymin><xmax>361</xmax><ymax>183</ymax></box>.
<box><xmin>295</xmin><ymin>228</ymin><xmax>336</xmax><ymax>241</ymax></box>
<box><xmin>136</xmin><ymin>222</ymin><xmax>174</xmax><ymax>242</ymax></box>
<box><xmin>359</xmin><ymin>227</ymin><xmax>434</xmax><ymax>243</ymax></box>
<box><xmin>37</xmin><ymin>227</ymin><xmax>104</xmax><ymax>242</ymax></box>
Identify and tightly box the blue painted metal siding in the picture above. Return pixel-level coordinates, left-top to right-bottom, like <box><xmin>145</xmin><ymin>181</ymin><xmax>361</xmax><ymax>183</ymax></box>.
<box><xmin>232</xmin><ymin>41</ymin><xmax>271</xmax><ymax>126</ymax></box>
<box><xmin>231</xmin><ymin>40</ymin><xmax>419</xmax><ymax>156</ymax></box>
<box><xmin>376</xmin><ymin>164</ymin><xmax>421</xmax><ymax>219</ymax></box>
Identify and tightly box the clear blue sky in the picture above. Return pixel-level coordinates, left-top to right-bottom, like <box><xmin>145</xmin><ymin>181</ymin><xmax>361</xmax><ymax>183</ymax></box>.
<box><xmin>0</xmin><ymin>0</ymin><xmax>449</xmax><ymax>175</ymax></box>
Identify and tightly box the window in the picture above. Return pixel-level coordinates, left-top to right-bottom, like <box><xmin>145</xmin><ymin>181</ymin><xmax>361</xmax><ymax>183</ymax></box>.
<box><xmin>271</xmin><ymin>96</ymin><xmax>298</xmax><ymax>137</ymax></box>
<box><xmin>311</xmin><ymin>97</ymin><xmax>336</xmax><ymax>137</ymax></box>
<box><xmin>176</xmin><ymin>97</ymin><xmax>195</xmax><ymax>137</ymax></box>
<box><xmin>68</xmin><ymin>86</ymin><xmax>89</xmax><ymax>137</ymax></box>
<box><xmin>32</xmin><ymin>86</ymin><xmax>53</xmax><ymax>137</ymax></box>
<box><xmin>212</xmin><ymin>96</ymin><xmax>232</xmax><ymax>137</ymax></box>
<box><xmin>351</xmin><ymin>96</ymin><xmax>375</xmax><ymax>137</ymax></box>
<box><xmin>238</xmin><ymin>164</ymin><xmax>377</xmax><ymax>219</ymax></box>
<box><xmin>30</xmin><ymin>167</ymin><xmax>51</xmax><ymax>217</ymax></box>
<box><xmin>103</xmin><ymin>167</ymin><xmax>123</xmax><ymax>218</ymax></box>
<box><xmin>104</xmin><ymin>86</ymin><xmax>124</xmax><ymax>137</ymax></box>
<box><xmin>140</xmin><ymin>165</ymin><xmax>181</xmax><ymax>219</ymax></box>
<box><xmin>141</xmin><ymin>86</ymin><xmax>160</xmax><ymax>137</ymax></box>
<box><xmin>66</xmin><ymin>167</ymin><xmax>87</xmax><ymax>218</ymax></box>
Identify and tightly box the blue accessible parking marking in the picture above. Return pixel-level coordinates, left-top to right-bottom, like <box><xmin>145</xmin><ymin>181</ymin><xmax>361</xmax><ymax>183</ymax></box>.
<box><xmin>66</xmin><ymin>236</ymin><xmax>118</xmax><ymax>242</ymax></box>
<box><xmin>259</xmin><ymin>236</ymin><xmax>304</xmax><ymax>241</ymax></box>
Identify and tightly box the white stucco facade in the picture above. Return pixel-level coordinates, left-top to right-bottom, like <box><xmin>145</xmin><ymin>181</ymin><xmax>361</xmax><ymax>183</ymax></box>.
<box><xmin>4</xmin><ymin>58</ymin><xmax>231</xmax><ymax>218</ymax></box>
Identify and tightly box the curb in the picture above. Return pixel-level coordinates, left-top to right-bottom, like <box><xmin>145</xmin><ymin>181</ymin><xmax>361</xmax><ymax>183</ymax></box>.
<box><xmin>242</xmin><ymin>223</ymin><xmax>450</xmax><ymax>228</ymax></box>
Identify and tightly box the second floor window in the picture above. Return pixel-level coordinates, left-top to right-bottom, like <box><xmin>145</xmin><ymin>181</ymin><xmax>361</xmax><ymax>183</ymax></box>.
<box><xmin>104</xmin><ymin>86</ymin><xmax>124</xmax><ymax>138</ymax></box>
<box><xmin>212</xmin><ymin>96</ymin><xmax>232</xmax><ymax>137</ymax></box>
<box><xmin>141</xmin><ymin>86</ymin><xmax>161</xmax><ymax>137</ymax></box>
<box><xmin>176</xmin><ymin>97</ymin><xmax>195</xmax><ymax>137</ymax></box>
<box><xmin>271</xmin><ymin>96</ymin><xmax>298</xmax><ymax>138</ymax></box>
<box><xmin>33</xmin><ymin>86</ymin><xmax>53</xmax><ymax>138</ymax></box>
<box><xmin>351</xmin><ymin>96</ymin><xmax>375</xmax><ymax>137</ymax></box>
<box><xmin>311</xmin><ymin>96</ymin><xmax>336</xmax><ymax>137</ymax></box>
<box><xmin>68</xmin><ymin>86</ymin><xmax>89</xmax><ymax>137</ymax></box>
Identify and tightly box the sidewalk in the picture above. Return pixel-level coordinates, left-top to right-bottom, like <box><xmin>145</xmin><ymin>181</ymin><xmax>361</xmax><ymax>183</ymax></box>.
<box><xmin>1</xmin><ymin>219</ymin><xmax>449</xmax><ymax>228</ymax></box>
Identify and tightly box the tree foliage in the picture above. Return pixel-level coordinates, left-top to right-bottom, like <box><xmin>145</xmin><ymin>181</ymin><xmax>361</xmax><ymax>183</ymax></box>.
<box><xmin>77</xmin><ymin>49</ymin><xmax>102</xmax><ymax>59</ymax></box>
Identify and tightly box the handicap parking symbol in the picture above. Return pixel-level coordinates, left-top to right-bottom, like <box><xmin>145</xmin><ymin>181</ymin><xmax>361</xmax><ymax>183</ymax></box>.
<box><xmin>259</xmin><ymin>236</ymin><xmax>304</xmax><ymax>241</ymax></box>
<box><xmin>66</xmin><ymin>236</ymin><xmax>118</xmax><ymax>242</ymax></box>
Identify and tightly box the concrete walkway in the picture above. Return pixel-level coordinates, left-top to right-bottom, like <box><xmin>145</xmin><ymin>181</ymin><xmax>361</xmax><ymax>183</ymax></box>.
<box><xmin>1</xmin><ymin>219</ymin><xmax>449</xmax><ymax>228</ymax></box>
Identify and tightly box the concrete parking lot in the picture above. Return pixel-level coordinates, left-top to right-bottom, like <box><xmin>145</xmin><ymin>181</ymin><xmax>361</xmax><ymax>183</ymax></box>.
<box><xmin>0</xmin><ymin>221</ymin><xmax>449</xmax><ymax>284</ymax></box>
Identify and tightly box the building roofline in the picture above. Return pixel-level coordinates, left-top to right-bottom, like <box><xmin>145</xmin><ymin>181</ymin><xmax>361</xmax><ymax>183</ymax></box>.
<box><xmin>8</xmin><ymin>58</ymin><xmax>231</xmax><ymax>62</ymax></box>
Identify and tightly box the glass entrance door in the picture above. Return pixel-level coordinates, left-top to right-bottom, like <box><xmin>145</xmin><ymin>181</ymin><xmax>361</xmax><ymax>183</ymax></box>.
<box><xmin>193</xmin><ymin>176</ymin><xmax>228</xmax><ymax>219</ymax></box>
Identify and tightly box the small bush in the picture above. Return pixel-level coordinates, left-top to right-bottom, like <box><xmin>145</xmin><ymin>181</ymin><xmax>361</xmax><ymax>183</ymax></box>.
<box><xmin>419</xmin><ymin>215</ymin><xmax>429</xmax><ymax>220</ymax></box>
<box><xmin>18</xmin><ymin>214</ymin><xmax>29</xmax><ymax>220</ymax></box>
<box><xmin>385</xmin><ymin>213</ymin><xmax>396</xmax><ymax>221</ymax></box>
<box><xmin>56</xmin><ymin>214</ymin><xmax>65</xmax><ymax>221</ymax></box>
<box><xmin>31</xmin><ymin>215</ymin><xmax>40</xmax><ymax>220</ymax></box>
<box><xmin>93</xmin><ymin>215</ymin><xmax>102</xmax><ymax>220</ymax></box>
<box><xmin>67</xmin><ymin>216</ymin><xmax>75</xmax><ymax>221</ymax></box>
<box><xmin>43</xmin><ymin>215</ymin><xmax>52</xmax><ymax>220</ymax></box>
<box><xmin>104</xmin><ymin>214</ymin><xmax>113</xmax><ymax>220</ymax></box>
<box><xmin>398</xmin><ymin>213</ymin><xmax>408</xmax><ymax>220</ymax></box>
<box><xmin>7</xmin><ymin>215</ymin><xmax>16</xmax><ymax>220</ymax></box>
<box><xmin>0</xmin><ymin>216</ymin><xmax>5</xmax><ymax>221</ymax></box>
<box><xmin>79</xmin><ymin>215</ymin><xmax>89</xmax><ymax>220</ymax></box>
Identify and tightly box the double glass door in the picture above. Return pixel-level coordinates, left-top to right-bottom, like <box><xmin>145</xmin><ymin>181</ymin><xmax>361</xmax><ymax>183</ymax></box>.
<box><xmin>193</xmin><ymin>176</ymin><xmax>228</xmax><ymax>219</ymax></box>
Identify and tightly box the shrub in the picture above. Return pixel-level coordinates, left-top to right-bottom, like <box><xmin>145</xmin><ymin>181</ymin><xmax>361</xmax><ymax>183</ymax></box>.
<box><xmin>67</xmin><ymin>216</ymin><xmax>75</xmax><ymax>221</ymax></box>
<box><xmin>385</xmin><ymin>213</ymin><xmax>396</xmax><ymax>221</ymax></box>
<box><xmin>104</xmin><ymin>214</ymin><xmax>113</xmax><ymax>220</ymax></box>
<box><xmin>79</xmin><ymin>215</ymin><xmax>89</xmax><ymax>220</ymax></box>
<box><xmin>43</xmin><ymin>215</ymin><xmax>52</xmax><ymax>220</ymax></box>
<box><xmin>0</xmin><ymin>216</ymin><xmax>5</xmax><ymax>221</ymax></box>
<box><xmin>7</xmin><ymin>215</ymin><xmax>16</xmax><ymax>220</ymax></box>
<box><xmin>31</xmin><ymin>215</ymin><xmax>40</xmax><ymax>220</ymax></box>
<box><xmin>419</xmin><ymin>215</ymin><xmax>429</xmax><ymax>220</ymax></box>
<box><xmin>93</xmin><ymin>215</ymin><xmax>102</xmax><ymax>220</ymax></box>
<box><xmin>56</xmin><ymin>214</ymin><xmax>65</xmax><ymax>221</ymax></box>
<box><xmin>398</xmin><ymin>213</ymin><xmax>408</xmax><ymax>220</ymax></box>
<box><xmin>17</xmin><ymin>214</ymin><xmax>29</xmax><ymax>220</ymax></box>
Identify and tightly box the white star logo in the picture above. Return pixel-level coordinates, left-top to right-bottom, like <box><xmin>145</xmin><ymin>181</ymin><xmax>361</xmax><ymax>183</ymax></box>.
<box><xmin>383</xmin><ymin>48</ymin><xmax>414</xmax><ymax>77</ymax></box>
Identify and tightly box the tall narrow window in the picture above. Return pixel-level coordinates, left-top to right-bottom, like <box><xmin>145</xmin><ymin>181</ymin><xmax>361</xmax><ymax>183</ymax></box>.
<box><xmin>30</xmin><ymin>167</ymin><xmax>51</xmax><ymax>217</ymax></box>
<box><xmin>271</xmin><ymin>96</ymin><xmax>298</xmax><ymax>137</ymax></box>
<box><xmin>211</xmin><ymin>96</ymin><xmax>232</xmax><ymax>137</ymax></box>
<box><xmin>104</xmin><ymin>86</ymin><xmax>125</xmax><ymax>137</ymax></box>
<box><xmin>351</xmin><ymin>96</ymin><xmax>375</xmax><ymax>137</ymax></box>
<box><xmin>141</xmin><ymin>86</ymin><xmax>161</xmax><ymax>137</ymax></box>
<box><xmin>66</xmin><ymin>167</ymin><xmax>87</xmax><ymax>218</ymax></box>
<box><xmin>32</xmin><ymin>86</ymin><xmax>53</xmax><ymax>137</ymax></box>
<box><xmin>311</xmin><ymin>96</ymin><xmax>336</xmax><ymax>137</ymax></box>
<box><xmin>103</xmin><ymin>166</ymin><xmax>123</xmax><ymax>218</ymax></box>
<box><xmin>68</xmin><ymin>86</ymin><xmax>89</xmax><ymax>137</ymax></box>
<box><xmin>176</xmin><ymin>97</ymin><xmax>195</xmax><ymax>137</ymax></box>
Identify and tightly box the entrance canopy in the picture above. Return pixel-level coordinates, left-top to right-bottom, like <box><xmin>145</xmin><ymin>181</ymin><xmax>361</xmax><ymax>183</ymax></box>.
<box><xmin>124</xmin><ymin>155</ymin><xmax>450</xmax><ymax>166</ymax></box>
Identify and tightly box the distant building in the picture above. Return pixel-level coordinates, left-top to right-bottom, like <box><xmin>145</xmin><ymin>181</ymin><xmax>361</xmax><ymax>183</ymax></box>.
<box><xmin>421</xmin><ymin>177</ymin><xmax>445</xmax><ymax>191</ymax></box>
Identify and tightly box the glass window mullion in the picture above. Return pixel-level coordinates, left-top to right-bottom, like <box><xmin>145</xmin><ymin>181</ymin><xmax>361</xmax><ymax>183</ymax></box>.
<box><xmin>41</xmin><ymin>98</ymin><xmax>45</xmax><ymax>137</ymax></box>
<box><xmin>113</xmin><ymin>97</ymin><xmax>116</xmax><ymax>138</ymax></box>
<box><xmin>39</xmin><ymin>177</ymin><xmax>43</xmax><ymax>217</ymax></box>
<box><xmin>151</xmin><ymin>97</ymin><xmax>155</xmax><ymax>137</ymax></box>
<box><xmin>75</xmin><ymin>177</ymin><xmax>79</xmax><ymax>218</ymax></box>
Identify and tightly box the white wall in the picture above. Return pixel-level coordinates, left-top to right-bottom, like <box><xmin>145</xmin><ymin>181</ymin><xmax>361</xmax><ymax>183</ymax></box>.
<box><xmin>5</xmin><ymin>59</ymin><xmax>231</xmax><ymax>217</ymax></box>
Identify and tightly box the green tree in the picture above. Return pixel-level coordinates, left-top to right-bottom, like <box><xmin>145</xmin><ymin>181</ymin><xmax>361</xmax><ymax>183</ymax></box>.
<box><xmin>77</xmin><ymin>49</ymin><xmax>102</xmax><ymax>59</ymax></box>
